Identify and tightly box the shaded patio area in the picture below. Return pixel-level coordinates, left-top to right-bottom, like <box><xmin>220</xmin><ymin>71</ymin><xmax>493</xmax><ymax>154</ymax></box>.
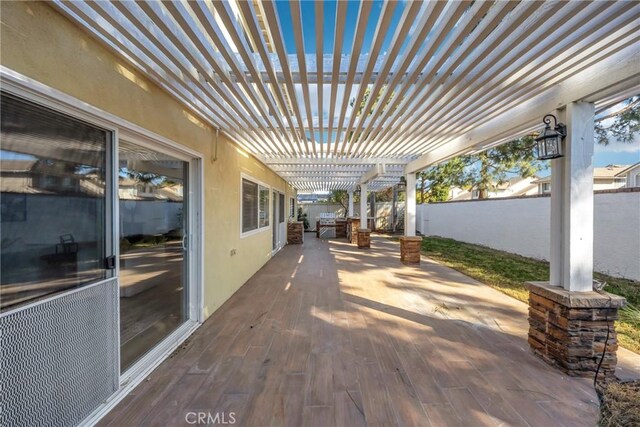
<box><xmin>100</xmin><ymin>236</ymin><xmax>638</xmax><ymax>426</ymax></box>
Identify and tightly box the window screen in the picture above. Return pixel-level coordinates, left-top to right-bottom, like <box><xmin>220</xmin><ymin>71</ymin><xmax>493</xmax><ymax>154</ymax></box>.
<box><xmin>0</xmin><ymin>92</ymin><xmax>109</xmax><ymax>311</ymax></box>
<box><xmin>242</xmin><ymin>177</ymin><xmax>269</xmax><ymax>233</ymax></box>
<box><xmin>242</xmin><ymin>178</ymin><xmax>258</xmax><ymax>233</ymax></box>
<box><xmin>258</xmin><ymin>186</ymin><xmax>269</xmax><ymax>228</ymax></box>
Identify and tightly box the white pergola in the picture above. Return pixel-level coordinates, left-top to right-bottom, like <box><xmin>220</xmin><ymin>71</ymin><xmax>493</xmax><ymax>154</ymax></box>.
<box><xmin>54</xmin><ymin>0</ymin><xmax>640</xmax><ymax>291</ymax></box>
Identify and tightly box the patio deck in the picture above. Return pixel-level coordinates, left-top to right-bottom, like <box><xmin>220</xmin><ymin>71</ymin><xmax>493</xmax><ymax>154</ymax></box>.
<box><xmin>100</xmin><ymin>235</ymin><xmax>639</xmax><ymax>427</ymax></box>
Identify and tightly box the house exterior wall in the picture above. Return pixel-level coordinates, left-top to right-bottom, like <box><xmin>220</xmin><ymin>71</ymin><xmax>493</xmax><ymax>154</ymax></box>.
<box><xmin>417</xmin><ymin>190</ymin><xmax>640</xmax><ymax>281</ymax></box>
<box><xmin>0</xmin><ymin>1</ymin><xmax>295</xmax><ymax>318</ymax></box>
<box><xmin>621</xmin><ymin>164</ymin><xmax>640</xmax><ymax>188</ymax></box>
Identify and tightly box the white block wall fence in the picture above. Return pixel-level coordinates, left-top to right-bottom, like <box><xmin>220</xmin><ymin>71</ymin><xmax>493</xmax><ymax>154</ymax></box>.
<box><xmin>417</xmin><ymin>188</ymin><xmax>640</xmax><ymax>281</ymax></box>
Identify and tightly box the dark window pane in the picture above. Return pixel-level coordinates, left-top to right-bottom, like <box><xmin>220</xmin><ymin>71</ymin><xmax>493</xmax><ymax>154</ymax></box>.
<box><xmin>1</xmin><ymin>93</ymin><xmax>108</xmax><ymax>311</ymax></box>
<box><xmin>279</xmin><ymin>193</ymin><xmax>285</xmax><ymax>223</ymax></box>
<box><xmin>242</xmin><ymin>178</ymin><xmax>258</xmax><ymax>233</ymax></box>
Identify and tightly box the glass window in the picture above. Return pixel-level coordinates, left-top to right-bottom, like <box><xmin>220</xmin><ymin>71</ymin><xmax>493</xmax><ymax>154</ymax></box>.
<box><xmin>1</xmin><ymin>93</ymin><xmax>109</xmax><ymax>311</ymax></box>
<box><xmin>290</xmin><ymin>197</ymin><xmax>295</xmax><ymax>218</ymax></box>
<box><xmin>241</xmin><ymin>177</ymin><xmax>269</xmax><ymax>233</ymax></box>
<box><xmin>242</xmin><ymin>178</ymin><xmax>258</xmax><ymax>233</ymax></box>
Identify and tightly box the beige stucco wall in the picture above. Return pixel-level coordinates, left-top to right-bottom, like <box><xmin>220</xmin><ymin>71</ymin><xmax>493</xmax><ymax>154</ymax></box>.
<box><xmin>0</xmin><ymin>1</ymin><xmax>296</xmax><ymax>317</ymax></box>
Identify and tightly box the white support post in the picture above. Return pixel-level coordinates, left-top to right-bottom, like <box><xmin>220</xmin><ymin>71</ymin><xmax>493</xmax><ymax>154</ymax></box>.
<box><xmin>549</xmin><ymin>102</ymin><xmax>595</xmax><ymax>292</ymax></box>
<box><xmin>549</xmin><ymin>108</ymin><xmax>565</xmax><ymax>286</ymax></box>
<box><xmin>348</xmin><ymin>191</ymin><xmax>354</xmax><ymax>217</ymax></box>
<box><xmin>404</xmin><ymin>172</ymin><xmax>416</xmax><ymax>236</ymax></box>
<box><xmin>360</xmin><ymin>184</ymin><xmax>368</xmax><ymax>224</ymax></box>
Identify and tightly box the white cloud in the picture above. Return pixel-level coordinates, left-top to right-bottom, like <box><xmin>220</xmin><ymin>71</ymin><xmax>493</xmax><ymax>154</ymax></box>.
<box><xmin>594</xmin><ymin>132</ymin><xmax>640</xmax><ymax>153</ymax></box>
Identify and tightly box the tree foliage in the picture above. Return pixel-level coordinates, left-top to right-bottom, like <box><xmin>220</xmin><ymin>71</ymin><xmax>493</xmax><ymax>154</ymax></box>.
<box><xmin>327</xmin><ymin>190</ymin><xmax>349</xmax><ymax>217</ymax></box>
<box><xmin>417</xmin><ymin>95</ymin><xmax>640</xmax><ymax>201</ymax></box>
<box><xmin>417</xmin><ymin>136</ymin><xmax>544</xmax><ymax>201</ymax></box>
<box><xmin>459</xmin><ymin>136</ymin><xmax>542</xmax><ymax>199</ymax></box>
<box><xmin>417</xmin><ymin>157</ymin><xmax>468</xmax><ymax>203</ymax></box>
<box><xmin>595</xmin><ymin>97</ymin><xmax>640</xmax><ymax>145</ymax></box>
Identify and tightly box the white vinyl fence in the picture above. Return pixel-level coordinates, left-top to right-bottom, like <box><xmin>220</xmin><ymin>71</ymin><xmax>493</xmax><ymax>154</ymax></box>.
<box><xmin>417</xmin><ymin>189</ymin><xmax>640</xmax><ymax>281</ymax></box>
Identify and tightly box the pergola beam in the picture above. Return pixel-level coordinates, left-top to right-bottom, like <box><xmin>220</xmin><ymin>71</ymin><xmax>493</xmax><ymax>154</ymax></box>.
<box><xmin>405</xmin><ymin>43</ymin><xmax>640</xmax><ymax>173</ymax></box>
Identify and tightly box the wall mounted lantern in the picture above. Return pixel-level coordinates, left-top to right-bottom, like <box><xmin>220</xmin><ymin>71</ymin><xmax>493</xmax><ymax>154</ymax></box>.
<box><xmin>535</xmin><ymin>114</ymin><xmax>566</xmax><ymax>160</ymax></box>
<box><xmin>397</xmin><ymin>176</ymin><xmax>407</xmax><ymax>190</ymax></box>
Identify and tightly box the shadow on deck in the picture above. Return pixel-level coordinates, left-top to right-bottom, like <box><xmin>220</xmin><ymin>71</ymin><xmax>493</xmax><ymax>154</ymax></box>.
<box><xmin>99</xmin><ymin>235</ymin><xmax>629</xmax><ymax>426</ymax></box>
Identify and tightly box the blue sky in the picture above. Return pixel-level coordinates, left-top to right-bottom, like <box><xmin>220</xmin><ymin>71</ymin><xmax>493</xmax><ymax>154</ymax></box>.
<box><xmin>593</xmin><ymin>139</ymin><xmax>640</xmax><ymax>167</ymax></box>
<box><xmin>275</xmin><ymin>0</ymin><xmax>403</xmax><ymax>55</ymax></box>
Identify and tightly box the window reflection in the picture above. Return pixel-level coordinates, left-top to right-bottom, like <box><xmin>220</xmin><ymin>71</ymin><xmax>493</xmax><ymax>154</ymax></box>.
<box><xmin>118</xmin><ymin>141</ymin><xmax>187</xmax><ymax>371</ymax></box>
<box><xmin>0</xmin><ymin>93</ymin><xmax>108</xmax><ymax>311</ymax></box>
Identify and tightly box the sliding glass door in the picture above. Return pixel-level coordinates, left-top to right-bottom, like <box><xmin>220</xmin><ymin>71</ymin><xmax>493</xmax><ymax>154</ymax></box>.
<box><xmin>0</xmin><ymin>92</ymin><xmax>112</xmax><ymax>310</ymax></box>
<box><xmin>118</xmin><ymin>141</ymin><xmax>189</xmax><ymax>371</ymax></box>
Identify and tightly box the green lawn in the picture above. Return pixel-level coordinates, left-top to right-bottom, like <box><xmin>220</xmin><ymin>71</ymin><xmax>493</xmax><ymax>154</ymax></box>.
<box><xmin>420</xmin><ymin>236</ymin><xmax>640</xmax><ymax>354</ymax></box>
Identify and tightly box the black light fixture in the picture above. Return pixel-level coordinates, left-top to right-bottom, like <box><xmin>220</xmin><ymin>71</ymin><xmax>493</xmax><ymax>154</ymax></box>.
<box><xmin>397</xmin><ymin>176</ymin><xmax>407</xmax><ymax>190</ymax></box>
<box><xmin>535</xmin><ymin>114</ymin><xmax>566</xmax><ymax>160</ymax></box>
<box><xmin>354</xmin><ymin>186</ymin><xmax>361</xmax><ymax>197</ymax></box>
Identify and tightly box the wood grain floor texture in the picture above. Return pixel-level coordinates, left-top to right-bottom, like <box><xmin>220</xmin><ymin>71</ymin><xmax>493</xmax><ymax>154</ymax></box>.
<box><xmin>100</xmin><ymin>236</ymin><xmax>600</xmax><ymax>427</ymax></box>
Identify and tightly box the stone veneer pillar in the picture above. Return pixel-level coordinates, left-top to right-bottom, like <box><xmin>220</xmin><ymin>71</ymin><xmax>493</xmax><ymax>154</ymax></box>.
<box><xmin>357</xmin><ymin>229</ymin><xmax>371</xmax><ymax>249</ymax></box>
<box><xmin>349</xmin><ymin>218</ymin><xmax>361</xmax><ymax>244</ymax></box>
<box><xmin>399</xmin><ymin>236</ymin><xmax>422</xmax><ymax>265</ymax></box>
<box><xmin>287</xmin><ymin>221</ymin><xmax>303</xmax><ymax>245</ymax></box>
<box><xmin>526</xmin><ymin>281</ymin><xmax>625</xmax><ymax>379</ymax></box>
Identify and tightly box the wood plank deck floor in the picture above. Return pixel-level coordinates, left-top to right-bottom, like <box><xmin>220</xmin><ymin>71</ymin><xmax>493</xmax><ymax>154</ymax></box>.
<box><xmin>101</xmin><ymin>236</ymin><xmax>606</xmax><ymax>427</ymax></box>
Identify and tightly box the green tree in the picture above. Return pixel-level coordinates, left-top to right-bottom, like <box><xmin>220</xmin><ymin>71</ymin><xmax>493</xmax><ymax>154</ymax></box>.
<box><xmin>417</xmin><ymin>157</ymin><xmax>469</xmax><ymax>203</ymax></box>
<box><xmin>415</xmin><ymin>136</ymin><xmax>543</xmax><ymax>201</ymax></box>
<box><xmin>460</xmin><ymin>136</ymin><xmax>542</xmax><ymax>199</ymax></box>
<box><xmin>595</xmin><ymin>97</ymin><xmax>640</xmax><ymax>145</ymax></box>
<box><xmin>327</xmin><ymin>190</ymin><xmax>349</xmax><ymax>217</ymax></box>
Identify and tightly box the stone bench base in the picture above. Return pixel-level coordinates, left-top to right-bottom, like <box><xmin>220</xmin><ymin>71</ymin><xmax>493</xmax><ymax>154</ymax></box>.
<box><xmin>400</xmin><ymin>236</ymin><xmax>422</xmax><ymax>265</ymax></box>
<box><xmin>526</xmin><ymin>281</ymin><xmax>626</xmax><ymax>380</ymax></box>
<box><xmin>357</xmin><ymin>229</ymin><xmax>371</xmax><ymax>248</ymax></box>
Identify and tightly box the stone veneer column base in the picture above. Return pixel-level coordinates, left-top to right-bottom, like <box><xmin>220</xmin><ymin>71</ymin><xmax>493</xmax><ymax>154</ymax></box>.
<box><xmin>357</xmin><ymin>229</ymin><xmax>371</xmax><ymax>248</ymax></box>
<box><xmin>287</xmin><ymin>222</ymin><xmax>303</xmax><ymax>245</ymax></box>
<box><xmin>399</xmin><ymin>236</ymin><xmax>422</xmax><ymax>265</ymax></box>
<box><xmin>349</xmin><ymin>218</ymin><xmax>361</xmax><ymax>245</ymax></box>
<box><xmin>526</xmin><ymin>281</ymin><xmax>626</xmax><ymax>380</ymax></box>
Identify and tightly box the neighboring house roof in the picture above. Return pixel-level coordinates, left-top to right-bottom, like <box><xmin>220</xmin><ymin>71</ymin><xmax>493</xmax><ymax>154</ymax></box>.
<box><xmin>614</xmin><ymin>162</ymin><xmax>640</xmax><ymax>176</ymax></box>
<box><xmin>533</xmin><ymin>164</ymin><xmax>632</xmax><ymax>184</ymax></box>
<box><xmin>594</xmin><ymin>165</ymin><xmax>630</xmax><ymax>178</ymax></box>
<box><xmin>0</xmin><ymin>159</ymin><xmax>38</xmax><ymax>172</ymax></box>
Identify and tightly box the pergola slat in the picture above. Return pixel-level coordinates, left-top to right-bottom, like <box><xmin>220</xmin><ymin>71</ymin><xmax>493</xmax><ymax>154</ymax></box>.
<box><xmin>50</xmin><ymin>0</ymin><xmax>640</xmax><ymax>192</ymax></box>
